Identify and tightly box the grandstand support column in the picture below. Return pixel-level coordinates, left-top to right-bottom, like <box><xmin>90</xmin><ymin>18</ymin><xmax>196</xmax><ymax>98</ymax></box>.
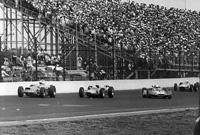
<box><xmin>113</xmin><ymin>38</ymin><xmax>116</xmax><ymax>80</ymax></box>
<box><xmin>2</xmin><ymin>3</ymin><xmax>6</xmax><ymax>53</ymax></box>
<box><xmin>10</xmin><ymin>8</ymin><xmax>12</xmax><ymax>49</ymax></box>
<box><xmin>149</xmin><ymin>46</ymin><xmax>152</xmax><ymax>79</ymax></box>
<box><xmin>75</xmin><ymin>22</ymin><xmax>78</xmax><ymax>70</ymax></box>
<box><xmin>20</xmin><ymin>0</ymin><xmax>24</xmax><ymax>54</ymax></box>
<box><xmin>199</xmin><ymin>51</ymin><xmax>200</xmax><ymax>78</ymax></box>
<box><xmin>0</xmin><ymin>36</ymin><xmax>2</xmax><ymax>82</ymax></box>
<box><xmin>179</xmin><ymin>47</ymin><xmax>181</xmax><ymax>78</ymax></box>
<box><xmin>15</xmin><ymin>9</ymin><xmax>18</xmax><ymax>51</ymax></box>
<box><xmin>5</xmin><ymin>7</ymin><xmax>8</xmax><ymax>53</ymax></box>
<box><xmin>62</xmin><ymin>36</ymin><xmax>66</xmax><ymax>81</ymax></box>
<box><xmin>191</xmin><ymin>47</ymin><xmax>194</xmax><ymax>76</ymax></box>
<box><xmin>94</xmin><ymin>33</ymin><xmax>97</xmax><ymax>64</ymax></box>
<box><xmin>199</xmin><ymin>50</ymin><xmax>200</xmax><ymax>115</ymax></box>
<box><xmin>34</xmin><ymin>37</ymin><xmax>38</xmax><ymax>81</ymax></box>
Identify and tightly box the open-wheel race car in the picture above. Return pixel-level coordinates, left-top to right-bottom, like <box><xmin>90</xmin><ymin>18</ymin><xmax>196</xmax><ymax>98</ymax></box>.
<box><xmin>79</xmin><ymin>84</ymin><xmax>114</xmax><ymax>98</ymax></box>
<box><xmin>142</xmin><ymin>85</ymin><xmax>172</xmax><ymax>99</ymax></box>
<box><xmin>17</xmin><ymin>80</ymin><xmax>56</xmax><ymax>98</ymax></box>
<box><xmin>174</xmin><ymin>80</ymin><xmax>199</xmax><ymax>92</ymax></box>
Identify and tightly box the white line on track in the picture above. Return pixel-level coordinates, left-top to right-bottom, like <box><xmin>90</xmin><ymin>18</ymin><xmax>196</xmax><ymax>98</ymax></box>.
<box><xmin>38</xmin><ymin>104</ymin><xmax>49</xmax><ymax>106</ymax></box>
<box><xmin>62</xmin><ymin>105</ymin><xmax>91</xmax><ymax>107</ymax></box>
<box><xmin>0</xmin><ymin>107</ymin><xmax>198</xmax><ymax>127</ymax></box>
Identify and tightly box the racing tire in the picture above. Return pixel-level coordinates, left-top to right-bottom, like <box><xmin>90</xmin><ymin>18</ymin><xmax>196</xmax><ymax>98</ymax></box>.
<box><xmin>18</xmin><ymin>86</ymin><xmax>24</xmax><ymax>97</ymax></box>
<box><xmin>142</xmin><ymin>88</ymin><xmax>147</xmax><ymax>98</ymax></box>
<box><xmin>108</xmin><ymin>87</ymin><xmax>114</xmax><ymax>98</ymax></box>
<box><xmin>79</xmin><ymin>87</ymin><xmax>84</xmax><ymax>98</ymax></box>
<box><xmin>194</xmin><ymin>82</ymin><xmax>200</xmax><ymax>92</ymax></box>
<box><xmin>40</xmin><ymin>87</ymin><xmax>46</xmax><ymax>98</ymax></box>
<box><xmin>100</xmin><ymin>88</ymin><xmax>105</xmax><ymax>98</ymax></box>
<box><xmin>190</xmin><ymin>84</ymin><xmax>194</xmax><ymax>92</ymax></box>
<box><xmin>147</xmin><ymin>90</ymin><xmax>151</xmax><ymax>98</ymax></box>
<box><xmin>49</xmin><ymin>85</ymin><xmax>56</xmax><ymax>98</ymax></box>
<box><xmin>174</xmin><ymin>83</ymin><xmax>178</xmax><ymax>91</ymax></box>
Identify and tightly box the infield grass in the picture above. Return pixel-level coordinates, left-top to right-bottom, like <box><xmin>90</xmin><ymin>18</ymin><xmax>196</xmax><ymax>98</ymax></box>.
<box><xmin>0</xmin><ymin>109</ymin><xmax>198</xmax><ymax>135</ymax></box>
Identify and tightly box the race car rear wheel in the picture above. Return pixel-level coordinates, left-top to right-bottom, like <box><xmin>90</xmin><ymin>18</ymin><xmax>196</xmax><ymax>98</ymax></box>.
<box><xmin>108</xmin><ymin>87</ymin><xmax>114</xmax><ymax>98</ymax></box>
<box><xmin>18</xmin><ymin>86</ymin><xmax>24</xmax><ymax>97</ymax></box>
<box><xmin>79</xmin><ymin>87</ymin><xmax>84</xmax><ymax>98</ymax></box>
<box><xmin>49</xmin><ymin>85</ymin><xmax>56</xmax><ymax>98</ymax></box>
<box><xmin>100</xmin><ymin>88</ymin><xmax>105</xmax><ymax>98</ymax></box>
<box><xmin>174</xmin><ymin>83</ymin><xmax>178</xmax><ymax>91</ymax></box>
<box><xmin>147</xmin><ymin>90</ymin><xmax>151</xmax><ymax>98</ymax></box>
<box><xmin>194</xmin><ymin>82</ymin><xmax>200</xmax><ymax>92</ymax></box>
<box><xmin>40</xmin><ymin>87</ymin><xmax>46</xmax><ymax>98</ymax></box>
<box><xmin>190</xmin><ymin>84</ymin><xmax>194</xmax><ymax>92</ymax></box>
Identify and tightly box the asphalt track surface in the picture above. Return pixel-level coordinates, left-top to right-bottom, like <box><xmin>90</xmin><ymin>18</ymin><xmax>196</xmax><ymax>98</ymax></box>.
<box><xmin>0</xmin><ymin>89</ymin><xmax>199</xmax><ymax>123</ymax></box>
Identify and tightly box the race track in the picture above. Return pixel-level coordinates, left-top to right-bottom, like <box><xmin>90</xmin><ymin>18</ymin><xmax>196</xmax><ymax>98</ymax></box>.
<box><xmin>0</xmin><ymin>89</ymin><xmax>199</xmax><ymax>123</ymax></box>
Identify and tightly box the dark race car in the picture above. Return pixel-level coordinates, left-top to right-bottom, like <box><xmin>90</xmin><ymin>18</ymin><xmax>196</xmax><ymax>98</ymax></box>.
<box><xmin>142</xmin><ymin>85</ymin><xmax>172</xmax><ymax>99</ymax></box>
<box><xmin>17</xmin><ymin>80</ymin><xmax>56</xmax><ymax>98</ymax></box>
<box><xmin>79</xmin><ymin>84</ymin><xmax>114</xmax><ymax>98</ymax></box>
<box><xmin>174</xmin><ymin>80</ymin><xmax>199</xmax><ymax>92</ymax></box>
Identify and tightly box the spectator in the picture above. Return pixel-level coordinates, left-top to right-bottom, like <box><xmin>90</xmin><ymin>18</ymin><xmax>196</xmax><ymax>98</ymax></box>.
<box><xmin>1</xmin><ymin>69</ymin><xmax>9</xmax><ymax>77</ymax></box>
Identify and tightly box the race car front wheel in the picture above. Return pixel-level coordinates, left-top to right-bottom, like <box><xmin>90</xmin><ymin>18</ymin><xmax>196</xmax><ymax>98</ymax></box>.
<box><xmin>40</xmin><ymin>87</ymin><xmax>46</xmax><ymax>98</ymax></box>
<box><xmin>108</xmin><ymin>87</ymin><xmax>114</xmax><ymax>98</ymax></box>
<box><xmin>190</xmin><ymin>84</ymin><xmax>194</xmax><ymax>92</ymax></box>
<box><xmin>79</xmin><ymin>87</ymin><xmax>84</xmax><ymax>98</ymax></box>
<box><xmin>18</xmin><ymin>86</ymin><xmax>24</xmax><ymax>97</ymax></box>
<box><xmin>194</xmin><ymin>82</ymin><xmax>200</xmax><ymax>92</ymax></box>
<box><xmin>49</xmin><ymin>85</ymin><xmax>56</xmax><ymax>98</ymax></box>
<box><xmin>100</xmin><ymin>88</ymin><xmax>105</xmax><ymax>98</ymax></box>
<box><xmin>174</xmin><ymin>83</ymin><xmax>178</xmax><ymax>91</ymax></box>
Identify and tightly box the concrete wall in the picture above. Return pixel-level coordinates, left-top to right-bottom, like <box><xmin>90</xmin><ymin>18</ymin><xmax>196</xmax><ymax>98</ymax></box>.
<box><xmin>0</xmin><ymin>77</ymin><xmax>199</xmax><ymax>96</ymax></box>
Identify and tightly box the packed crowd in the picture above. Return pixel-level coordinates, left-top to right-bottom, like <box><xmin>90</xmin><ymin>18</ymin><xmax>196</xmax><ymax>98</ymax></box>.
<box><xmin>2</xmin><ymin>48</ymin><xmax>105</xmax><ymax>81</ymax></box>
<box><xmin>4</xmin><ymin>0</ymin><xmax>200</xmax><ymax>70</ymax></box>
<box><xmin>2</xmin><ymin>49</ymin><xmax>62</xmax><ymax>79</ymax></box>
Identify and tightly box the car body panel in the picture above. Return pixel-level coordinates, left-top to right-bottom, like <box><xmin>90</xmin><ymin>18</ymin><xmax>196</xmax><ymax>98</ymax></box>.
<box><xmin>142</xmin><ymin>85</ymin><xmax>172</xmax><ymax>99</ymax></box>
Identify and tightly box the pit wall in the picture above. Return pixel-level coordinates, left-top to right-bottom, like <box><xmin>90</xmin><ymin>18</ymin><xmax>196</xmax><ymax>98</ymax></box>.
<box><xmin>0</xmin><ymin>77</ymin><xmax>199</xmax><ymax>96</ymax></box>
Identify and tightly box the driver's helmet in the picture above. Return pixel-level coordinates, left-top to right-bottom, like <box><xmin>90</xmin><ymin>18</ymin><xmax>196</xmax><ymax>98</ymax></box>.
<box><xmin>96</xmin><ymin>83</ymin><xmax>100</xmax><ymax>88</ymax></box>
<box><xmin>39</xmin><ymin>80</ymin><xmax>44</xmax><ymax>85</ymax></box>
<box><xmin>185</xmin><ymin>80</ymin><xmax>189</xmax><ymax>84</ymax></box>
<box><xmin>155</xmin><ymin>85</ymin><xmax>159</xmax><ymax>88</ymax></box>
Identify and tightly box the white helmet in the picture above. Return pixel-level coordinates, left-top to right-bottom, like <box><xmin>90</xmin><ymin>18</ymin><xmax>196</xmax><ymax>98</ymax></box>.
<box><xmin>39</xmin><ymin>80</ymin><xmax>44</xmax><ymax>85</ymax></box>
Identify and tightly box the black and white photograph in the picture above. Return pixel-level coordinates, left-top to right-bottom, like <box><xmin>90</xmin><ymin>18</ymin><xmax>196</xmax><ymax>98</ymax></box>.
<box><xmin>0</xmin><ymin>0</ymin><xmax>200</xmax><ymax>134</ymax></box>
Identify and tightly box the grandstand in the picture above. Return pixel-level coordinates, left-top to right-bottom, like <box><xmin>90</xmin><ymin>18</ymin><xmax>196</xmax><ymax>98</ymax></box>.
<box><xmin>0</xmin><ymin>0</ymin><xmax>199</xmax><ymax>81</ymax></box>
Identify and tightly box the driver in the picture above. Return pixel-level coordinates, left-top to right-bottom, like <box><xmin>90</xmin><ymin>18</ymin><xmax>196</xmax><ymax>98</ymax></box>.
<box><xmin>39</xmin><ymin>80</ymin><xmax>45</xmax><ymax>85</ymax></box>
<box><xmin>96</xmin><ymin>83</ymin><xmax>100</xmax><ymax>88</ymax></box>
<box><xmin>185</xmin><ymin>80</ymin><xmax>190</xmax><ymax>87</ymax></box>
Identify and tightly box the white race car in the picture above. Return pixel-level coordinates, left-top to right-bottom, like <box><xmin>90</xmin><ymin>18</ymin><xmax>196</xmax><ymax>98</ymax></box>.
<box><xmin>79</xmin><ymin>84</ymin><xmax>114</xmax><ymax>98</ymax></box>
<box><xmin>174</xmin><ymin>80</ymin><xmax>199</xmax><ymax>92</ymax></box>
<box><xmin>17</xmin><ymin>80</ymin><xmax>56</xmax><ymax>98</ymax></box>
